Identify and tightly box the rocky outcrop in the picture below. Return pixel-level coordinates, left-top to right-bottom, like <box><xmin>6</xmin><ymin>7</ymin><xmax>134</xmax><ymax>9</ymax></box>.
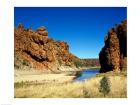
<box><xmin>14</xmin><ymin>24</ymin><xmax>76</xmax><ymax>71</ymax></box>
<box><xmin>99</xmin><ymin>20</ymin><xmax>127</xmax><ymax>73</ymax></box>
<box><xmin>15</xmin><ymin>24</ymin><xmax>100</xmax><ymax>72</ymax></box>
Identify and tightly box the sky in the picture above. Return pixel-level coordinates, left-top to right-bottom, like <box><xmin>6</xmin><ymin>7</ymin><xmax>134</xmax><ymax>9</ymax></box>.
<box><xmin>14</xmin><ymin>7</ymin><xmax>127</xmax><ymax>58</ymax></box>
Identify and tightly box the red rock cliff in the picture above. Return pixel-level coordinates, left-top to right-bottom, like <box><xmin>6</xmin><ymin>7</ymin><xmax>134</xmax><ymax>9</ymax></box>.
<box><xmin>14</xmin><ymin>24</ymin><xmax>76</xmax><ymax>71</ymax></box>
<box><xmin>99</xmin><ymin>20</ymin><xmax>127</xmax><ymax>73</ymax></box>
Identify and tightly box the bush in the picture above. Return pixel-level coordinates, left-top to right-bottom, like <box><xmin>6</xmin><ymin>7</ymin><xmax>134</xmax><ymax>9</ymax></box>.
<box><xmin>75</xmin><ymin>71</ymin><xmax>82</xmax><ymax>77</ymax></box>
<box><xmin>14</xmin><ymin>81</ymin><xmax>24</xmax><ymax>88</ymax></box>
<box><xmin>99</xmin><ymin>76</ymin><xmax>111</xmax><ymax>97</ymax></box>
<box><xmin>74</xmin><ymin>60</ymin><xmax>83</xmax><ymax>68</ymax></box>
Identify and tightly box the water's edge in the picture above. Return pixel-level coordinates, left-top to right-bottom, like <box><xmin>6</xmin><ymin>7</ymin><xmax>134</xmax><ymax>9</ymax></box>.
<box><xmin>75</xmin><ymin>69</ymin><xmax>100</xmax><ymax>82</ymax></box>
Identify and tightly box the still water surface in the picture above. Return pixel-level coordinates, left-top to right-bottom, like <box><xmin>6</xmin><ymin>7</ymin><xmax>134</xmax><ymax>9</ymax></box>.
<box><xmin>75</xmin><ymin>69</ymin><xmax>99</xmax><ymax>81</ymax></box>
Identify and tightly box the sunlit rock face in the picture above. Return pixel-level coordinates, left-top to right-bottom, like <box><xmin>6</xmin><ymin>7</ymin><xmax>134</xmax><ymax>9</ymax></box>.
<box><xmin>99</xmin><ymin>20</ymin><xmax>127</xmax><ymax>73</ymax></box>
<box><xmin>14</xmin><ymin>24</ymin><xmax>76</xmax><ymax>71</ymax></box>
<box><xmin>14</xmin><ymin>24</ymin><xmax>101</xmax><ymax>72</ymax></box>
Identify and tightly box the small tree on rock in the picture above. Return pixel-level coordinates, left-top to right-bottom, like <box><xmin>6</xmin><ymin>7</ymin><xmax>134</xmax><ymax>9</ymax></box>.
<box><xmin>99</xmin><ymin>76</ymin><xmax>111</xmax><ymax>97</ymax></box>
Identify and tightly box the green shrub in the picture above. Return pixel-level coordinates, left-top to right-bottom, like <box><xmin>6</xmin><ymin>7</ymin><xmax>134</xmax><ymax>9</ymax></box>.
<box><xmin>14</xmin><ymin>81</ymin><xmax>24</xmax><ymax>88</ymax></box>
<box><xmin>99</xmin><ymin>76</ymin><xmax>111</xmax><ymax>97</ymax></box>
<box><xmin>75</xmin><ymin>71</ymin><xmax>82</xmax><ymax>77</ymax></box>
<box><xmin>74</xmin><ymin>60</ymin><xmax>83</xmax><ymax>68</ymax></box>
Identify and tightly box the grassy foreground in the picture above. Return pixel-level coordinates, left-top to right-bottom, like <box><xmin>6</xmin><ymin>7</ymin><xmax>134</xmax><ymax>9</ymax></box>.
<box><xmin>14</xmin><ymin>72</ymin><xmax>127</xmax><ymax>98</ymax></box>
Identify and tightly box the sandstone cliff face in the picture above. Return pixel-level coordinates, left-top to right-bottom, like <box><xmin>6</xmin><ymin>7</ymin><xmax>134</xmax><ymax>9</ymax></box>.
<box><xmin>15</xmin><ymin>24</ymin><xmax>100</xmax><ymax>72</ymax></box>
<box><xmin>99</xmin><ymin>20</ymin><xmax>127</xmax><ymax>73</ymax></box>
<box><xmin>14</xmin><ymin>24</ymin><xmax>76</xmax><ymax>71</ymax></box>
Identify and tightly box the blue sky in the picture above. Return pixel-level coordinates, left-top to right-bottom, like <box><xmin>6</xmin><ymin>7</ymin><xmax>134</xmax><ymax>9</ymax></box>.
<box><xmin>14</xmin><ymin>7</ymin><xmax>127</xmax><ymax>58</ymax></box>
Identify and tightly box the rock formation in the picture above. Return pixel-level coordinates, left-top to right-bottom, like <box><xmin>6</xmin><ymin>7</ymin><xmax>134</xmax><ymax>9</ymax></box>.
<box><xmin>99</xmin><ymin>20</ymin><xmax>127</xmax><ymax>73</ymax></box>
<box><xmin>14</xmin><ymin>24</ymin><xmax>76</xmax><ymax>71</ymax></box>
<box><xmin>14</xmin><ymin>24</ymin><xmax>100</xmax><ymax>72</ymax></box>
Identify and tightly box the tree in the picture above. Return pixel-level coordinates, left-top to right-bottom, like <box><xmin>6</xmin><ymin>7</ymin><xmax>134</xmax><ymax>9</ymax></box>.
<box><xmin>99</xmin><ymin>76</ymin><xmax>111</xmax><ymax>97</ymax></box>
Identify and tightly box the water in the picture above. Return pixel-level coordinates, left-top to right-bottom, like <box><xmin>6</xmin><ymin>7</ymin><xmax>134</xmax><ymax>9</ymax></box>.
<box><xmin>75</xmin><ymin>69</ymin><xmax>99</xmax><ymax>82</ymax></box>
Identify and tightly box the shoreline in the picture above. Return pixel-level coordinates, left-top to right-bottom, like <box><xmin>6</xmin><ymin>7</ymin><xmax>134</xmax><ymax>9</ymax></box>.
<box><xmin>77</xmin><ymin>66</ymin><xmax>100</xmax><ymax>71</ymax></box>
<box><xmin>14</xmin><ymin>66</ymin><xmax>100</xmax><ymax>84</ymax></box>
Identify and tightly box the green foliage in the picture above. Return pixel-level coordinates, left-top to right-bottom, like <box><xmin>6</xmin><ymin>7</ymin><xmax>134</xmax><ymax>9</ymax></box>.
<box><xmin>99</xmin><ymin>76</ymin><xmax>111</xmax><ymax>97</ymax></box>
<box><xmin>73</xmin><ymin>58</ymin><xmax>100</xmax><ymax>68</ymax></box>
<box><xmin>74</xmin><ymin>60</ymin><xmax>83</xmax><ymax>68</ymax></box>
<box><xmin>75</xmin><ymin>71</ymin><xmax>82</xmax><ymax>77</ymax></box>
<box><xmin>14</xmin><ymin>81</ymin><xmax>24</xmax><ymax>88</ymax></box>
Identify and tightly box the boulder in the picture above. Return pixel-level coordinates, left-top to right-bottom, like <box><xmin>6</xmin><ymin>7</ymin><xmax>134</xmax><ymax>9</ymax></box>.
<box><xmin>37</xmin><ymin>26</ymin><xmax>46</xmax><ymax>31</ymax></box>
<box><xmin>17</xmin><ymin>23</ymin><xmax>23</xmax><ymax>32</ymax></box>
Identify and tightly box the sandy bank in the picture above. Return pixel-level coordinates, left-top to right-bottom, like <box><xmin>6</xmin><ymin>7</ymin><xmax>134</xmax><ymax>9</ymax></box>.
<box><xmin>14</xmin><ymin>70</ymin><xmax>76</xmax><ymax>83</ymax></box>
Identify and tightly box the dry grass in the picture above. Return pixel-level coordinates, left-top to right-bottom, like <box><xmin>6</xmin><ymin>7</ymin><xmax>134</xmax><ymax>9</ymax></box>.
<box><xmin>14</xmin><ymin>70</ymin><xmax>75</xmax><ymax>83</ymax></box>
<box><xmin>14</xmin><ymin>74</ymin><xmax>127</xmax><ymax>98</ymax></box>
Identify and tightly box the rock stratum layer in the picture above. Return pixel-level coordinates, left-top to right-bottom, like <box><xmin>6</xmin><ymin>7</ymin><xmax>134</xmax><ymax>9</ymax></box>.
<box><xmin>99</xmin><ymin>20</ymin><xmax>127</xmax><ymax>73</ymax></box>
<box><xmin>14</xmin><ymin>24</ymin><xmax>100</xmax><ymax>72</ymax></box>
